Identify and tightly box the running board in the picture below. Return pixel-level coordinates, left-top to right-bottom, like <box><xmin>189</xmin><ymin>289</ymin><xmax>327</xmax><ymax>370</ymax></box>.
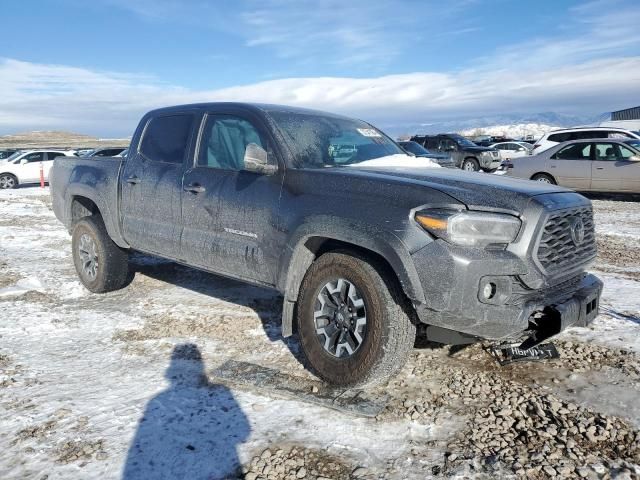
<box><xmin>210</xmin><ymin>360</ymin><xmax>388</xmax><ymax>418</ymax></box>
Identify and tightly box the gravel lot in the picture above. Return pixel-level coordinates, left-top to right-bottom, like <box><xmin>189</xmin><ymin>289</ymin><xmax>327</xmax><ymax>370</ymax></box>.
<box><xmin>0</xmin><ymin>187</ymin><xmax>639</xmax><ymax>479</ymax></box>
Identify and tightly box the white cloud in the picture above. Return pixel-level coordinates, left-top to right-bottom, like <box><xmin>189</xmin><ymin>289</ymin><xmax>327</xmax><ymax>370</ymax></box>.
<box><xmin>1</xmin><ymin>55</ymin><xmax>639</xmax><ymax>136</ymax></box>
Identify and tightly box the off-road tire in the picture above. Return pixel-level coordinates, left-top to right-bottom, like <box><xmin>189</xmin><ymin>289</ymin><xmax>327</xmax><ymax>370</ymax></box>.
<box><xmin>0</xmin><ymin>173</ymin><xmax>18</xmax><ymax>189</ymax></box>
<box><xmin>296</xmin><ymin>251</ymin><xmax>416</xmax><ymax>387</ymax></box>
<box><xmin>531</xmin><ymin>173</ymin><xmax>556</xmax><ymax>184</ymax></box>
<box><xmin>462</xmin><ymin>158</ymin><xmax>480</xmax><ymax>171</ymax></box>
<box><xmin>71</xmin><ymin>216</ymin><xmax>129</xmax><ymax>293</ymax></box>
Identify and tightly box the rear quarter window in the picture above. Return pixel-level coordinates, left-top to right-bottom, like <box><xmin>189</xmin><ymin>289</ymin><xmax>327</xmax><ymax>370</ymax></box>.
<box><xmin>139</xmin><ymin>114</ymin><xmax>195</xmax><ymax>164</ymax></box>
<box><xmin>548</xmin><ymin>133</ymin><xmax>570</xmax><ymax>143</ymax></box>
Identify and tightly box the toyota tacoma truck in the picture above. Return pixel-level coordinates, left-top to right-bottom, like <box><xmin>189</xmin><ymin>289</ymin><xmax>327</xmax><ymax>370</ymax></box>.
<box><xmin>50</xmin><ymin>103</ymin><xmax>602</xmax><ymax>387</ymax></box>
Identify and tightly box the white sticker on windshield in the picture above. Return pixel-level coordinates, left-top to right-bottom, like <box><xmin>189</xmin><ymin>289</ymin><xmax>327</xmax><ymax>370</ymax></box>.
<box><xmin>356</xmin><ymin>128</ymin><xmax>381</xmax><ymax>137</ymax></box>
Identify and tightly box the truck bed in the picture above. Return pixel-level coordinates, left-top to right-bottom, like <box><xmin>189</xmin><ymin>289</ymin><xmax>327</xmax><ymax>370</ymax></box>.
<box><xmin>50</xmin><ymin>156</ymin><xmax>125</xmax><ymax>246</ymax></box>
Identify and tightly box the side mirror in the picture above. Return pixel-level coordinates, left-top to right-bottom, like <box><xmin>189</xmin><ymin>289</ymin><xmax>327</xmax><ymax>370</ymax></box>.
<box><xmin>630</xmin><ymin>155</ymin><xmax>640</xmax><ymax>162</ymax></box>
<box><xmin>20</xmin><ymin>158</ymin><xmax>28</xmax><ymax>165</ymax></box>
<box><xmin>244</xmin><ymin>143</ymin><xmax>277</xmax><ymax>175</ymax></box>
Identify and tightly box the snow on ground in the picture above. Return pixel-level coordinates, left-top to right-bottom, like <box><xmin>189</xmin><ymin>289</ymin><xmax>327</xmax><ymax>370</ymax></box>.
<box><xmin>0</xmin><ymin>187</ymin><xmax>639</xmax><ymax>479</ymax></box>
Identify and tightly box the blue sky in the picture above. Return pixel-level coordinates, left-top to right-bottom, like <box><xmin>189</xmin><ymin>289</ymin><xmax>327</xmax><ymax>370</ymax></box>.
<box><xmin>1</xmin><ymin>0</ymin><xmax>639</xmax><ymax>135</ymax></box>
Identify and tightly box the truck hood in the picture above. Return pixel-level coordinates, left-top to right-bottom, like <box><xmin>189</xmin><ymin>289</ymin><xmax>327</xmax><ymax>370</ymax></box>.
<box><xmin>346</xmin><ymin>164</ymin><xmax>573</xmax><ymax>213</ymax></box>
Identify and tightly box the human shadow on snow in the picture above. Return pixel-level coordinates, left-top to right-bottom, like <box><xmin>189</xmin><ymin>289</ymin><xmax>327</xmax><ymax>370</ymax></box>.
<box><xmin>122</xmin><ymin>343</ymin><xmax>250</xmax><ymax>480</ymax></box>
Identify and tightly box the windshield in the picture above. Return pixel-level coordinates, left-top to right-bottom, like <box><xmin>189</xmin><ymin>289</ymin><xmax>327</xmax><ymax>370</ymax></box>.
<box><xmin>448</xmin><ymin>134</ymin><xmax>477</xmax><ymax>147</ymax></box>
<box><xmin>268</xmin><ymin>111</ymin><xmax>405</xmax><ymax>168</ymax></box>
<box><xmin>625</xmin><ymin>139</ymin><xmax>640</xmax><ymax>150</ymax></box>
<box><xmin>400</xmin><ymin>141</ymin><xmax>431</xmax><ymax>156</ymax></box>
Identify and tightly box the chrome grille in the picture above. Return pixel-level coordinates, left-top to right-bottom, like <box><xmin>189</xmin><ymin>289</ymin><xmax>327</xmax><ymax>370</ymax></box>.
<box><xmin>535</xmin><ymin>206</ymin><xmax>596</xmax><ymax>275</ymax></box>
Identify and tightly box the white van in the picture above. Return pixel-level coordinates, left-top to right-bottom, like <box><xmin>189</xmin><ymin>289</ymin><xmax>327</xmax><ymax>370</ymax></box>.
<box><xmin>533</xmin><ymin>127</ymin><xmax>640</xmax><ymax>153</ymax></box>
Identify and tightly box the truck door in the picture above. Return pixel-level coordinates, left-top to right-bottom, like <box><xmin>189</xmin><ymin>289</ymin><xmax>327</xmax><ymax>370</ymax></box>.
<box><xmin>546</xmin><ymin>142</ymin><xmax>591</xmax><ymax>190</ymax></box>
<box><xmin>120</xmin><ymin>113</ymin><xmax>196</xmax><ymax>258</ymax></box>
<box><xmin>180</xmin><ymin>111</ymin><xmax>283</xmax><ymax>285</ymax></box>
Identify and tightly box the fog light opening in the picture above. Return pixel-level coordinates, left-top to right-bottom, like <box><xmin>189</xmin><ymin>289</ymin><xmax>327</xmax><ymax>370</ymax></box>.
<box><xmin>483</xmin><ymin>282</ymin><xmax>497</xmax><ymax>300</ymax></box>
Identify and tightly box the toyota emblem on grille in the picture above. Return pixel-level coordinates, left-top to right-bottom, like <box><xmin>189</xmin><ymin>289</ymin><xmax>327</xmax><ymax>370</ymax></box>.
<box><xmin>570</xmin><ymin>216</ymin><xmax>585</xmax><ymax>246</ymax></box>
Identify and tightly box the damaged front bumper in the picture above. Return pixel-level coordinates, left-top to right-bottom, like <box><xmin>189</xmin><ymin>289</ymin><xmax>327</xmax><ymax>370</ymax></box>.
<box><xmin>411</xmin><ymin>238</ymin><xmax>603</xmax><ymax>342</ymax></box>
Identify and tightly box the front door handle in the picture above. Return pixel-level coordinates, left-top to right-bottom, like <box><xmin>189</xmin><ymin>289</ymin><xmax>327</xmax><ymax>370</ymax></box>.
<box><xmin>184</xmin><ymin>183</ymin><xmax>206</xmax><ymax>194</ymax></box>
<box><xmin>596</xmin><ymin>167</ymin><xmax>604</xmax><ymax>170</ymax></box>
<box><xmin>126</xmin><ymin>175</ymin><xmax>140</xmax><ymax>185</ymax></box>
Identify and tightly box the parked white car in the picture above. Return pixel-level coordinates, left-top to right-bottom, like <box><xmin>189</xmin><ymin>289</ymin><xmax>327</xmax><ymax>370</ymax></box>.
<box><xmin>490</xmin><ymin>141</ymin><xmax>532</xmax><ymax>160</ymax></box>
<box><xmin>0</xmin><ymin>150</ymin><xmax>76</xmax><ymax>189</ymax></box>
<box><xmin>533</xmin><ymin>127</ymin><xmax>640</xmax><ymax>153</ymax></box>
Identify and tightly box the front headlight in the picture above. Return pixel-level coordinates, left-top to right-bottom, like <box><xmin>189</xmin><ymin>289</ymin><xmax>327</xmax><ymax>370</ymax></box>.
<box><xmin>415</xmin><ymin>209</ymin><xmax>521</xmax><ymax>247</ymax></box>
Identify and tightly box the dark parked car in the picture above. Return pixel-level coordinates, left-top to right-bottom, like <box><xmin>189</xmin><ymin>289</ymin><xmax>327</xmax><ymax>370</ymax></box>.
<box><xmin>50</xmin><ymin>103</ymin><xmax>602</xmax><ymax>387</ymax></box>
<box><xmin>474</xmin><ymin>136</ymin><xmax>518</xmax><ymax>147</ymax></box>
<box><xmin>82</xmin><ymin>147</ymin><xmax>128</xmax><ymax>158</ymax></box>
<box><xmin>410</xmin><ymin>133</ymin><xmax>501</xmax><ymax>171</ymax></box>
<box><xmin>398</xmin><ymin>140</ymin><xmax>456</xmax><ymax>168</ymax></box>
<box><xmin>0</xmin><ymin>149</ymin><xmax>19</xmax><ymax>160</ymax></box>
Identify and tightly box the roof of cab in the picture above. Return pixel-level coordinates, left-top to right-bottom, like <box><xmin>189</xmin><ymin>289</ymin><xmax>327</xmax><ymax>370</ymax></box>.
<box><xmin>143</xmin><ymin>102</ymin><xmax>353</xmax><ymax>120</ymax></box>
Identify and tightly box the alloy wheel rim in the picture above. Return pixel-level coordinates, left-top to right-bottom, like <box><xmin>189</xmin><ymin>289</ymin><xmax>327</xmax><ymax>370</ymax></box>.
<box><xmin>313</xmin><ymin>278</ymin><xmax>367</xmax><ymax>358</ymax></box>
<box><xmin>0</xmin><ymin>175</ymin><xmax>15</xmax><ymax>188</ymax></box>
<box><xmin>78</xmin><ymin>233</ymin><xmax>99</xmax><ymax>281</ymax></box>
<box><xmin>464</xmin><ymin>162</ymin><xmax>475</xmax><ymax>171</ymax></box>
<box><xmin>537</xmin><ymin>177</ymin><xmax>551</xmax><ymax>183</ymax></box>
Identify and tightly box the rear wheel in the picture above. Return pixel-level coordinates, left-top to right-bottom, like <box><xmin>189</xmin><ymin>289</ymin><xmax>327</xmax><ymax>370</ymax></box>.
<box><xmin>296</xmin><ymin>252</ymin><xmax>416</xmax><ymax>387</ymax></box>
<box><xmin>462</xmin><ymin>158</ymin><xmax>480</xmax><ymax>171</ymax></box>
<box><xmin>71</xmin><ymin>216</ymin><xmax>129</xmax><ymax>293</ymax></box>
<box><xmin>0</xmin><ymin>174</ymin><xmax>17</xmax><ymax>189</ymax></box>
<box><xmin>532</xmin><ymin>173</ymin><xmax>556</xmax><ymax>184</ymax></box>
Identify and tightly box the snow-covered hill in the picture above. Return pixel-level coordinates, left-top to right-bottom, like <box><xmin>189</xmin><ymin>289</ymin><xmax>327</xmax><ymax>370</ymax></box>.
<box><xmin>458</xmin><ymin>123</ymin><xmax>559</xmax><ymax>140</ymax></box>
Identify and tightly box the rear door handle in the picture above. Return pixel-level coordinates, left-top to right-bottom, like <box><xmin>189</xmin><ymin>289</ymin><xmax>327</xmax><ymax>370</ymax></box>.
<box><xmin>596</xmin><ymin>167</ymin><xmax>604</xmax><ymax>170</ymax></box>
<box><xmin>126</xmin><ymin>175</ymin><xmax>140</xmax><ymax>185</ymax></box>
<box><xmin>184</xmin><ymin>183</ymin><xmax>206</xmax><ymax>193</ymax></box>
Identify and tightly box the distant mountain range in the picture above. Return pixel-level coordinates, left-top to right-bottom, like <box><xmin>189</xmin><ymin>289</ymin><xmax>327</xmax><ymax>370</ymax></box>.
<box><xmin>381</xmin><ymin>111</ymin><xmax>610</xmax><ymax>138</ymax></box>
<box><xmin>0</xmin><ymin>131</ymin><xmax>130</xmax><ymax>149</ymax></box>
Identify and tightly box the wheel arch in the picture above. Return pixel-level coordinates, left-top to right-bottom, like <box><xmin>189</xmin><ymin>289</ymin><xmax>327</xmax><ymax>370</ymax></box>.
<box><xmin>530</xmin><ymin>172</ymin><xmax>556</xmax><ymax>183</ymax></box>
<box><xmin>278</xmin><ymin>227</ymin><xmax>424</xmax><ymax>337</ymax></box>
<box><xmin>64</xmin><ymin>186</ymin><xmax>129</xmax><ymax>248</ymax></box>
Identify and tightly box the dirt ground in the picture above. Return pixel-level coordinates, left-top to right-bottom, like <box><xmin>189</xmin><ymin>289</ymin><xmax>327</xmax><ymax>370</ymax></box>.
<box><xmin>0</xmin><ymin>188</ymin><xmax>639</xmax><ymax>479</ymax></box>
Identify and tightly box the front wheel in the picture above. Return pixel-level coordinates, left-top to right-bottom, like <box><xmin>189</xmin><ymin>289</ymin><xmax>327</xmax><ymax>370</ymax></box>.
<box><xmin>0</xmin><ymin>174</ymin><xmax>17</xmax><ymax>189</ymax></box>
<box><xmin>296</xmin><ymin>252</ymin><xmax>416</xmax><ymax>387</ymax></box>
<box><xmin>462</xmin><ymin>158</ymin><xmax>480</xmax><ymax>171</ymax></box>
<box><xmin>531</xmin><ymin>173</ymin><xmax>556</xmax><ymax>184</ymax></box>
<box><xmin>72</xmin><ymin>216</ymin><xmax>130</xmax><ymax>293</ymax></box>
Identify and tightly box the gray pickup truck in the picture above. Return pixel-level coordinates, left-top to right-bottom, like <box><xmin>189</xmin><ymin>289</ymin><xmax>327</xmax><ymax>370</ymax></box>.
<box><xmin>50</xmin><ymin>103</ymin><xmax>602</xmax><ymax>386</ymax></box>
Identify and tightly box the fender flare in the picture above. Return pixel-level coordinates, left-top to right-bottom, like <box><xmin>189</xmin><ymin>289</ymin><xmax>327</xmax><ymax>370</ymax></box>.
<box><xmin>277</xmin><ymin>216</ymin><xmax>426</xmax><ymax>336</ymax></box>
<box><xmin>64</xmin><ymin>184</ymin><xmax>129</xmax><ymax>248</ymax></box>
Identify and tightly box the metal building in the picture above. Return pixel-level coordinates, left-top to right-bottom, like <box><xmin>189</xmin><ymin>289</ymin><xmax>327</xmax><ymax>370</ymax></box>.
<box><xmin>611</xmin><ymin>106</ymin><xmax>640</xmax><ymax>121</ymax></box>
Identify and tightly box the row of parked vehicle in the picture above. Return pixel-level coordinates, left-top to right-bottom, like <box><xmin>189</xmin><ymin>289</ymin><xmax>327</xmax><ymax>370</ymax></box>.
<box><xmin>397</xmin><ymin>126</ymin><xmax>640</xmax><ymax>194</ymax></box>
<box><xmin>0</xmin><ymin>147</ymin><xmax>128</xmax><ymax>189</ymax></box>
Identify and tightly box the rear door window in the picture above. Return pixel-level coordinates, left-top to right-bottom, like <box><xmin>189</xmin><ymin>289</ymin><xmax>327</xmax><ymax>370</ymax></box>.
<box><xmin>553</xmin><ymin>143</ymin><xmax>591</xmax><ymax>160</ymax></box>
<box><xmin>140</xmin><ymin>114</ymin><xmax>195</xmax><ymax>164</ymax></box>
<box><xmin>45</xmin><ymin>152</ymin><xmax>63</xmax><ymax>161</ymax></box>
<box><xmin>22</xmin><ymin>152</ymin><xmax>45</xmax><ymax>163</ymax></box>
